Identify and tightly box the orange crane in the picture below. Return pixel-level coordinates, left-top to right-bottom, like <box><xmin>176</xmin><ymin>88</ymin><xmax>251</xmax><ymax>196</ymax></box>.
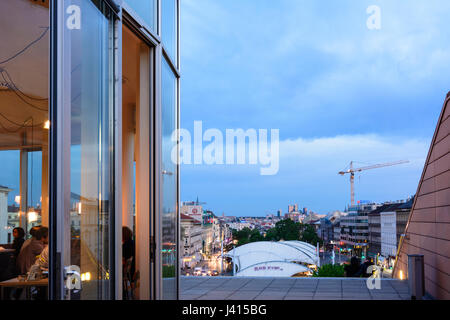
<box><xmin>338</xmin><ymin>160</ymin><xmax>409</xmax><ymax>206</ymax></box>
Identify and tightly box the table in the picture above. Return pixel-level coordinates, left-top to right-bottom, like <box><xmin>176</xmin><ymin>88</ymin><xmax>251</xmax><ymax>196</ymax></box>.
<box><xmin>0</xmin><ymin>277</ymin><xmax>48</xmax><ymax>300</ymax></box>
<box><xmin>0</xmin><ymin>249</ymin><xmax>15</xmax><ymax>253</ymax></box>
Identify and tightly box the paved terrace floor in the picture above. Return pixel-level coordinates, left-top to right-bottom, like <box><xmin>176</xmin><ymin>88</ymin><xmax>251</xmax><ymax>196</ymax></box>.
<box><xmin>181</xmin><ymin>277</ymin><xmax>411</xmax><ymax>300</ymax></box>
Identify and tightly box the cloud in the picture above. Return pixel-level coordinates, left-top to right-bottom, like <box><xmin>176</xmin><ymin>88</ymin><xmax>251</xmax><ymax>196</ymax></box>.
<box><xmin>179</xmin><ymin>0</ymin><xmax>449</xmax><ymax>216</ymax></box>
<box><xmin>280</xmin><ymin>134</ymin><xmax>428</xmax><ymax>165</ymax></box>
<box><xmin>180</xmin><ymin>0</ymin><xmax>450</xmax><ymax>139</ymax></box>
<box><xmin>181</xmin><ymin>133</ymin><xmax>430</xmax><ymax>215</ymax></box>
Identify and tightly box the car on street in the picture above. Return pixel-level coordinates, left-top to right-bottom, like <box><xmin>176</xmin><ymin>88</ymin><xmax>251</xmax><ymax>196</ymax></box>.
<box><xmin>194</xmin><ymin>267</ymin><xmax>202</xmax><ymax>276</ymax></box>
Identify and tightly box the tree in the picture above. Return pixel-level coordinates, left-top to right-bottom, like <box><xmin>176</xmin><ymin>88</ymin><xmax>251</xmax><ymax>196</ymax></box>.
<box><xmin>249</xmin><ymin>229</ymin><xmax>264</xmax><ymax>242</ymax></box>
<box><xmin>265</xmin><ymin>219</ymin><xmax>301</xmax><ymax>241</ymax></box>
<box><xmin>299</xmin><ymin>224</ymin><xmax>322</xmax><ymax>246</ymax></box>
<box><xmin>232</xmin><ymin>227</ymin><xmax>263</xmax><ymax>247</ymax></box>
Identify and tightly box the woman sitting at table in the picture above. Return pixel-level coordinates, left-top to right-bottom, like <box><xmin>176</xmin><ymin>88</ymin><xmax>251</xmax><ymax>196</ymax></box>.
<box><xmin>11</xmin><ymin>227</ymin><xmax>25</xmax><ymax>258</ymax></box>
<box><xmin>16</xmin><ymin>227</ymin><xmax>48</xmax><ymax>275</ymax></box>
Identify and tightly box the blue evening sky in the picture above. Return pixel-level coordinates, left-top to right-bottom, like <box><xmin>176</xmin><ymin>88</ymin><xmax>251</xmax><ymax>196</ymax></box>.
<box><xmin>180</xmin><ymin>0</ymin><xmax>450</xmax><ymax>216</ymax></box>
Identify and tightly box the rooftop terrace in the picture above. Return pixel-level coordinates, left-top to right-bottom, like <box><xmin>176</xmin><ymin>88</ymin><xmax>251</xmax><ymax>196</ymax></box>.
<box><xmin>180</xmin><ymin>277</ymin><xmax>411</xmax><ymax>300</ymax></box>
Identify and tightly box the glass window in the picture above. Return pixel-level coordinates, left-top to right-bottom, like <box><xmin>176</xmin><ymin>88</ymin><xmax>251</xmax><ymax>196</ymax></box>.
<box><xmin>161</xmin><ymin>58</ymin><xmax>177</xmax><ymax>300</ymax></box>
<box><xmin>63</xmin><ymin>0</ymin><xmax>115</xmax><ymax>300</ymax></box>
<box><xmin>0</xmin><ymin>0</ymin><xmax>49</xmax><ymax>299</ymax></box>
<box><xmin>126</xmin><ymin>0</ymin><xmax>157</xmax><ymax>32</ymax></box>
<box><xmin>161</xmin><ymin>0</ymin><xmax>177</xmax><ymax>64</ymax></box>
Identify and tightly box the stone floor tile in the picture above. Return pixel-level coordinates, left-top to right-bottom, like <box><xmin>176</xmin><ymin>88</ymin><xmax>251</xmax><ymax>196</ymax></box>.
<box><xmin>284</xmin><ymin>296</ymin><xmax>314</xmax><ymax>300</ymax></box>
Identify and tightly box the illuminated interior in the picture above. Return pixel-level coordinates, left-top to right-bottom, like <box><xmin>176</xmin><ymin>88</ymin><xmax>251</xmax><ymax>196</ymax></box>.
<box><xmin>122</xmin><ymin>25</ymin><xmax>152</xmax><ymax>300</ymax></box>
<box><xmin>0</xmin><ymin>0</ymin><xmax>49</xmax><ymax>242</ymax></box>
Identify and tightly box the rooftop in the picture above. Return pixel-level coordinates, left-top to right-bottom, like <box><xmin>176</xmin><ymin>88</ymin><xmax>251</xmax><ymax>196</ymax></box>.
<box><xmin>180</xmin><ymin>277</ymin><xmax>410</xmax><ymax>300</ymax></box>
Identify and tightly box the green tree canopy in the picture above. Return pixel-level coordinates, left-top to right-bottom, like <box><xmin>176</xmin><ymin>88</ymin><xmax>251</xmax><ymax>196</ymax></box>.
<box><xmin>299</xmin><ymin>224</ymin><xmax>323</xmax><ymax>246</ymax></box>
<box><xmin>230</xmin><ymin>220</ymin><xmax>323</xmax><ymax>248</ymax></box>
<box><xmin>232</xmin><ymin>227</ymin><xmax>263</xmax><ymax>246</ymax></box>
<box><xmin>265</xmin><ymin>219</ymin><xmax>301</xmax><ymax>241</ymax></box>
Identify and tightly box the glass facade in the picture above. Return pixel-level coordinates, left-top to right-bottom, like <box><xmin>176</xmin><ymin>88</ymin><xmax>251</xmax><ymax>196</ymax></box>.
<box><xmin>126</xmin><ymin>0</ymin><xmax>157</xmax><ymax>32</ymax></box>
<box><xmin>0</xmin><ymin>0</ymin><xmax>180</xmax><ymax>300</ymax></box>
<box><xmin>161</xmin><ymin>58</ymin><xmax>178</xmax><ymax>300</ymax></box>
<box><xmin>161</xmin><ymin>0</ymin><xmax>178</xmax><ymax>64</ymax></box>
<box><xmin>62</xmin><ymin>0</ymin><xmax>115</xmax><ymax>299</ymax></box>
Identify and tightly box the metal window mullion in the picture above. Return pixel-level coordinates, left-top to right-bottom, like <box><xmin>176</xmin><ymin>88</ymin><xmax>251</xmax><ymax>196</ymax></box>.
<box><xmin>157</xmin><ymin>0</ymin><xmax>161</xmax><ymax>37</ymax></box>
<box><xmin>154</xmin><ymin>43</ymin><xmax>163</xmax><ymax>300</ymax></box>
<box><xmin>50</xmin><ymin>0</ymin><xmax>72</xmax><ymax>301</ymax></box>
<box><xmin>177</xmin><ymin>0</ymin><xmax>180</xmax><ymax>71</ymax></box>
<box><xmin>113</xmin><ymin>6</ymin><xmax>123</xmax><ymax>301</ymax></box>
<box><xmin>175</xmin><ymin>0</ymin><xmax>180</xmax><ymax>298</ymax></box>
<box><xmin>121</xmin><ymin>2</ymin><xmax>161</xmax><ymax>46</ymax></box>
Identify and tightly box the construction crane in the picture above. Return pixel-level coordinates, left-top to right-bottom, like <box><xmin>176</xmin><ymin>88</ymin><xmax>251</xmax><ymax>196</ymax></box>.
<box><xmin>338</xmin><ymin>160</ymin><xmax>409</xmax><ymax>206</ymax></box>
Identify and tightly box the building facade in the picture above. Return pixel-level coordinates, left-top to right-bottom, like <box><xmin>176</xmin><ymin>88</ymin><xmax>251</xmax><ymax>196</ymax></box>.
<box><xmin>0</xmin><ymin>186</ymin><xmax>12</xmax><ymax>244</ymax></box>
<box><xmin>333</xmin><ymin>220</ymin><xmax>341</xmax><ymax>243</ymax></box>
<box><xmin>180</xmin><ymin>214</ymin><xmax>202</xmax><ymax>269</ymax></box>
<box><xmin>340</xmin><ymin>203</ymin><xmax>381</xmax><ymax>256</ymax></box>
<box><xmin>0</xmin><ymin>0</ymin><xmax>180</xmax><ymax>300</ymax></box>
<box><xmin>394</xmin><ymin>93</ymin><xmax>450</xmax><ymax>300</ymax></box>
<box><xmin>318</xmin><ymin>218</ymin><xmax>334</xmax><ymax>245</ymax></box>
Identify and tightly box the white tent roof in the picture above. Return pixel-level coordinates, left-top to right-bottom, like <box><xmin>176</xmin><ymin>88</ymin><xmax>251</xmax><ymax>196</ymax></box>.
<box><xmin>236</xmin><ymin>261</ymin><xmax>310</xmax><ymax>278</ymax></box>
<box><xmin>225</xmin><ymin>241</ymin><xmax>319</xmax><ymax>277</ymax></box>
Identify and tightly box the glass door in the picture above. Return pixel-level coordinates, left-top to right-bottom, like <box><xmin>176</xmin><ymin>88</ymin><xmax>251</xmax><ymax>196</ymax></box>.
<box><xmin>53</xmin><ymin>0</ymin><xmax>116</xmax><ymax>300</ymax></box>
<box><xmin>121</xmin><ymin>23</ymin><xmax>154</xmax><ymax>300</ymax></box>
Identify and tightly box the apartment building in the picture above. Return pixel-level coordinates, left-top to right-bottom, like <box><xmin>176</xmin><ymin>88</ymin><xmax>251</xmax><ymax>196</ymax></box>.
<box><xmin>367</xmin><ymin>202</ymin><xmax>408</xmax><ymax>259</ymax></box>
<box><xmin>180</xmin><ymin>214</ymin><xmax>202</xmax><ymax>268</ymax></box>
<box><xmin>340</xmin><ymin>203</ymin><xmax>381</xmax><ymax>256</ymax></box>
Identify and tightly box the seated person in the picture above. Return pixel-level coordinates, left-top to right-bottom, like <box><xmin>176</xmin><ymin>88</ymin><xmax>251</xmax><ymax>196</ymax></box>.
<box><xmin>122</xmin><ymin>226</ymin><xmax>135</xmax><ymax>277</ymax></box>
<box><xmin>19</xmin><ymin>226</ymin><xmax>40</xmax><ymax>254</ymax></box>
<box><xmin>16</xmin><ymin>226</ymin><xmax>48</xmax><ymax>275</ymax></box>
<box><xmin>11</xmin><ymin>227</ymin><xmax>25</xmax><ymax>257</ymax></box>
<box><xmin>33</xmin><ymin>245</ymin><xmax>49</xmax><ymax>271</ymax></box>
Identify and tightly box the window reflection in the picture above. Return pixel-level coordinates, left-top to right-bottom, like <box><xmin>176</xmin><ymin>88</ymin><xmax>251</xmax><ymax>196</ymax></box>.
<box><xmin>64</xmin><ymin>0</ymin><xmax>114</xmax><ymax>300</ymax></box>
<box><xmin>126</xmin><ymin>0</ymin><xmax>157</xmax><ymax>32</ymax></box>
<box><xmin>161</xmin><ymin>59</ymin><xmax>177</xmax><ymax>300</ymax></box>
<box><xmin>162</xmin><ymin>0</ymin><xmax>177</xmax><ymax>64</ymax></box>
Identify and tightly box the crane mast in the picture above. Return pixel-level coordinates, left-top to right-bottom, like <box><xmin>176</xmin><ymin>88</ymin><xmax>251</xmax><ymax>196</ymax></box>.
<box><xmin>339</xmin><ymin>160</ymin><xmax>409</xmax><ymax>206</ymax></box>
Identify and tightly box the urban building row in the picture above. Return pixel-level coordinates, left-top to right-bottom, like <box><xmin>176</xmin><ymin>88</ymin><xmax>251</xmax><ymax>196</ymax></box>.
<box><xmin>180</xmin><ymin>202</ymin><xmax>232</xmax><ymax>270</ymax></box>
<box><xmin>318</xmin><ymin>199</ymin><xmax>413</xmax><ymax>270</ymax></box>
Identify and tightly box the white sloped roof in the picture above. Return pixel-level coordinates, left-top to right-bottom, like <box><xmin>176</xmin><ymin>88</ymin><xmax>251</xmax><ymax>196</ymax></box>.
<box><xmin>225</xmin><ymin>241</ymin><xmax>319</xmax><ymax>277</ymax></box>
<box><xmin>236</xmin><ymin>261</ymin><xmax>310</xmax><ymax>277</ymax></box>
<box><xmin>284</xmin><ymin>240</ymin><xmax>317</xmax><ymax>255</ymax></box>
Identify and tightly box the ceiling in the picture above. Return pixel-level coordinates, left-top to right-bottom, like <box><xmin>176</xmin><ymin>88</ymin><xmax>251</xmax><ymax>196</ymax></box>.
<box><xmin>122</xmin><ymin>25</ymin><xmax>140</xmax><ymax>114</ymax></box>
<box><xmin>0</xmin><ymin>0</ymin><xmax>49</xmax><ymax>149</ymax></box>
